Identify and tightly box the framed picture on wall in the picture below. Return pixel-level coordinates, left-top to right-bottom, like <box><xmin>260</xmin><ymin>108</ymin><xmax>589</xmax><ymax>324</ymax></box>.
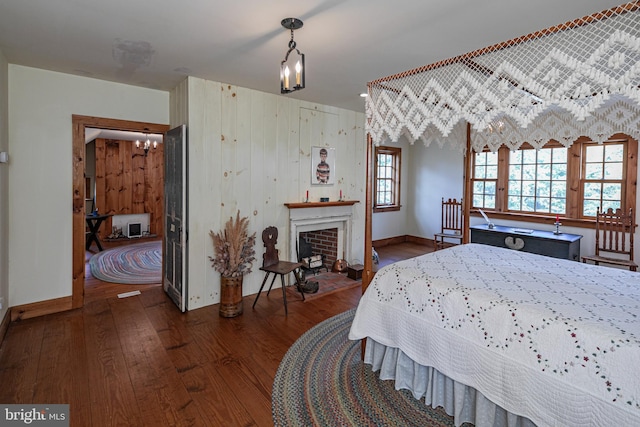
<box><xmin>311</xmin><ymin>146</ymin><xmax>335</xmax><ymax>185</ymax></box>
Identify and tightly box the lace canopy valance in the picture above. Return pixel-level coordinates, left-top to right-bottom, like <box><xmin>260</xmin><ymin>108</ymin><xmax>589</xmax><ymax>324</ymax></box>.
<box><xmin>366</xmin><ymin>2</ymin><xmax>640</xmax><ymax>152</ymax></box>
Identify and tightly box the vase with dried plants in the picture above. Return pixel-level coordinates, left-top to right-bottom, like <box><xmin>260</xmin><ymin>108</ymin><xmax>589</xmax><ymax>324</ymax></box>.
<box><xmin>209</xmin><ymin>210</ymin><xmax>256</xmax><ymax>317</ymax></box>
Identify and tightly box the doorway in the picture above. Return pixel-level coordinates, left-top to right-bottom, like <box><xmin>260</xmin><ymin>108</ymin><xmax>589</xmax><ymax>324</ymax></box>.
<box><xmin>72</xmin><ymin>115</ymin><xmax>170</xmax><ymax>309</ymax></box>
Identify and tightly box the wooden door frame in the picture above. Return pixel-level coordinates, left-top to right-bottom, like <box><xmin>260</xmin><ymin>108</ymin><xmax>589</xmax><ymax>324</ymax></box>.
<box><xmin>72</xmin><ymin>115</ymin><xmax>170</xmax><ymax>309</ymax></box>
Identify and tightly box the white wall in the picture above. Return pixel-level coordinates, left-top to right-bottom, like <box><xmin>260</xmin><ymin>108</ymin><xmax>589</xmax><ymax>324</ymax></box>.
<box><xmin>8</xmin><ymin>65</ymin><xmax>169</xmax><ymax>306</ymax></box>
<box><xmin>406</xmin><ymin>140</ymin><xmax>465</xmax><ymax>240</ymax></box>
<box><xmin>172</xmin><ymin>77</ymin><xmax>366</xmax><ymax>310</ymax></box>
<box><xmin>0</xmin><ymin>50</ymin><xmax>8</xmax><ymax>319</ymax></box>
<box><xmin>372</xmin><ymin>137</ymin><xmax>465</xmax><ymax>242</ymax></box>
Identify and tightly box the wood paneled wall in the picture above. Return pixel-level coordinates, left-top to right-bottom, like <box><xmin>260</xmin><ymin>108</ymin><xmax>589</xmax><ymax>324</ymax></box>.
<box><xmin>93</xmin><ymin>138</ymin><xmax>164</xmax><ymax>237</ymax></box>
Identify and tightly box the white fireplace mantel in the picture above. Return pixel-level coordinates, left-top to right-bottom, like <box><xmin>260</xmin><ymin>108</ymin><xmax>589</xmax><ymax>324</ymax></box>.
<box><xmin>285</xmin><ymin>201</ymin><xmax>359</xmax><ymax>264</ymax></box>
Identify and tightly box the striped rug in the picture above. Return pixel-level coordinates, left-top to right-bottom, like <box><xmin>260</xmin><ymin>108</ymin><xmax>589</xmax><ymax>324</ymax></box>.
<box><xmin>89</xmin><ymin>241</ymin><xmax>162</xmax><ymax>285</ymax></box>
<box><xmin>272</xmin><ymin>309</ymin><xmax>459</xmax><ymax>426</ymax></box>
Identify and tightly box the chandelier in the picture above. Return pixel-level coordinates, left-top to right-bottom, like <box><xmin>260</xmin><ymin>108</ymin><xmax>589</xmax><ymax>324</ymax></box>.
<box><xmin>136</xmin><ymin>134</ymin><xmax>157</xmax><ymax>156</ymax></box>
<box><xmin>280</xmin><ymin>17</ymin><xmax>305</xmax><ymax>94</ymax></box>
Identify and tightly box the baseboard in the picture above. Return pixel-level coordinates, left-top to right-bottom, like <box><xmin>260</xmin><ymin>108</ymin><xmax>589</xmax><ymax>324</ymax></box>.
<box><xmin>10</xmin><ymin>296</ymin><xmax>74</xmax><ymax>322</ymax></box>
<box><xmin>373</xmin><ymin>235</ymin><xmax>433</xmax><ymax>248</ymax></box>
<box><xmin>0</xmin><ymin>308</ymin><xmax>10</xmax><ymax>347</ymax></box>
<box><xmin>405</xmin><ymin>235</ymin><xmax>432</xmax><ymax>246</ymax></box>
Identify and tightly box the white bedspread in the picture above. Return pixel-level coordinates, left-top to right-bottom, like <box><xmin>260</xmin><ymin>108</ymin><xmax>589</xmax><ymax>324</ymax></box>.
<box><xmin>349</xmin><ymin>243</ymin><xmax>640</xmax><ymax>427</ymax></box>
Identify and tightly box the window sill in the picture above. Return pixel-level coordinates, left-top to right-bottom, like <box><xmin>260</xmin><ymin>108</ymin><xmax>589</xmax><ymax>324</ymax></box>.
<box><xmin>374</xmin><ymin>206</ymin><xmax>401</xmax><ymax>213</ymax></box>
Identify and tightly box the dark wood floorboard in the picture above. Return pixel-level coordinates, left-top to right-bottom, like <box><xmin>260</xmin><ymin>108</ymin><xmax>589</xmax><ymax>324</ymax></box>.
<box><xmin>0</xmin><ymin>242</ymin><xmax>431</xmax><ymax>426</ymax></box>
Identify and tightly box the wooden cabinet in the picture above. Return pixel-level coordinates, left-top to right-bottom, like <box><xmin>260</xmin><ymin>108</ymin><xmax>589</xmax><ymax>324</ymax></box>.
<box><xmin>470</xmin><ymin>224</ymin><xmax>582</xmax><ymax>261</ymax></box>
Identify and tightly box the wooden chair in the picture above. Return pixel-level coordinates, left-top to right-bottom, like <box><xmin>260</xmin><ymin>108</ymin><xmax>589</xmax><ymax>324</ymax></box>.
<box><xmin>252</xmin><ymin>226</ymin><xmax>305</xmax><ymax>315</ymax></box>
<box><xmin>434</xmin><ymin>198</ymin><xmax>463</xmax><ymax>251</ymax></box>
<box><xmin>581</xmin><ymin>207</ymin><xmax>637</xmax><ymax>271</ymax></box>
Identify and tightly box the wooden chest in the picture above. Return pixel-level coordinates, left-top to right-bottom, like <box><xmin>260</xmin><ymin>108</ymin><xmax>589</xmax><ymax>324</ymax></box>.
<box><xmin>347</xmin><ymin>264</ymin><xmax>364</xmax><ymax>280</ymax></box>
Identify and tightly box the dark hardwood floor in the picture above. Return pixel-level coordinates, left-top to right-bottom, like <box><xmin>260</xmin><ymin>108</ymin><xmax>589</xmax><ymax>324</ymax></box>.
<box><xmin>0</xmin><ymin>242</ymin><xmax>431</xmax><ymax>427</ymax></box>
<box><xmin>84</xmin><ymin>237</ymin><xmax>163</xmax><ymax>304</ymax></box>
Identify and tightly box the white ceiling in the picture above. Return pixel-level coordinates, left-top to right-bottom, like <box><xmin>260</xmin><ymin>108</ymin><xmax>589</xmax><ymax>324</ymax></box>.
<box><xmin>0</xmin><ymin>0</ymin><xmax>626</xmax><ymax>114</ymax></box>
<box><xmin>85</xmin><ymin>128</ymin><xmax>163</xmax><ymax>144</ymax></box>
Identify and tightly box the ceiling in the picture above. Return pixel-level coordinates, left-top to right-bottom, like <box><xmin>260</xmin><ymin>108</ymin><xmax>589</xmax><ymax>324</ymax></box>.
<box><xmin>85</xmin><ymin>128</ymin><xmax>163</xmax><ymax>144</ymax></box>
<box><xmin>0</xmin><ymin>0</ymin><xmax>626</xmax><ymax>114</ymax></box>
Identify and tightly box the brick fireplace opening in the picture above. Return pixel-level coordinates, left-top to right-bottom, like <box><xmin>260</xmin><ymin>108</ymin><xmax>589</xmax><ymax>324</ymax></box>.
<box><xmin>299</xmin><ymin>228</ymin><xmax>339</xmax><ymax>268</ymax></box>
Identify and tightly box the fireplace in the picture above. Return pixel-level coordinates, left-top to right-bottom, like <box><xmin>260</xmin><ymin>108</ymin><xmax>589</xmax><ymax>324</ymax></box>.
<box><xmin>285</xmin><ymin>202</ymin><xmax>355</xmax><ymax>270</ymax></box>
<box><xmin>299</xmin><ymin>228</ymin><xmax>338</xmax><ymax>267</ymax></box>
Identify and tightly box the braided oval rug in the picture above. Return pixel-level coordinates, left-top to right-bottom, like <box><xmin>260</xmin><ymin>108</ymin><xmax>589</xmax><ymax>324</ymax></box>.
<box><xmin>89</xmin><ymin>241</ymin><xmax>162</xmax><ymax>285</ymax></box>
<box><xmin>272</xmin><ymin>309</ymin><xmax>458</xmax><ymax>426</ymax></box>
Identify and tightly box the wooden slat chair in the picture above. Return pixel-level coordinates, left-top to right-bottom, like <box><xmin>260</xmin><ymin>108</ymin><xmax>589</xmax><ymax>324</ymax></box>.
<box><xmin>581</xmin><ymin>207</ymin><xmax>637</xmax><ymax>271</ymax></box>
<box><xmin>252</xmin><ymin>226</ymin><xmax>305</xmax><ymax>315</ymax></box>
<box><xmin>434</xmin><ymin>198</ymin><xmax>463</xmax><ymax>251</ymax></box>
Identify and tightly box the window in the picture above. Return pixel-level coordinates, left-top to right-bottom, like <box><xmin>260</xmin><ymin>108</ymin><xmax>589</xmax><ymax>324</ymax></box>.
<box><xmin>472</xmin><ymin>151</ymin><xmax>498</xmax><ymax>209</ymax></box>
<box><xmin>470</xmin><ymin>136</ymin><xmax>637</xmax><ymax>222</ymax></box>
<box><xmin>507</xmin><ymin>146</ymin><xmax>567</xmax><ymax>214</ymax></box>
<box><xmin>582</xmin><ymin>142</ymin><xmax>624</xmax><ymax>216</ymax></box>
<box><xmin>374</xmin><ymin>146</ymin><xmax>401</xmax><ymax>212</ymax></box>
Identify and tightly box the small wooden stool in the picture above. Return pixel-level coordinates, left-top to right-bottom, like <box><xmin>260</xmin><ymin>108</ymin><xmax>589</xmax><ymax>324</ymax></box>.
<box><xmin>252</xmin><ymin>226</ymin><xmax>305</xmax><ymax>315</ymax></box>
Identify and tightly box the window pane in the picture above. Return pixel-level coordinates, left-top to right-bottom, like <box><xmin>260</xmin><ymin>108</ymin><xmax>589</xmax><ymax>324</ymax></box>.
<box><xmin>522</xmin><ymin>180</ymin><xmax>536</xmax><ymax>196</ymax></box>
<box><xmin>537</xmin><ymin>181</ymin><xmax>550</xmax><ymax>197</ymax></box>
<box><xmin>473</xmin><ymin>181</ymin><xmax>485</xmax><ymax>194</ymax></box>
<box><xmin>583</xmin><ymin>182</ymin><xmax>602</xmax><ymax>199</ymax></box>
<box><xmin>522</xmin><ymin>165</ymin><xmax>536</xmax><ymax>179</ymax></box>
<box><xmin>473</xmin><ymin>194</ymin><xmax>484</xmax><ymax>207</ymax></box>
<box><xmin>537</xmin><ymin>164</ymin><xmax>551</xmax><ymax>180</ymax></box>
<box><xmin>508</xmin><ymin>180</ymin><xmax>521</xmax><ymax>196</ymax></box>
<box><xmin>522</xmin><ymin>150</ymin><xmax>536</xmax><ymax>164</ymax></box>
<box><xmin>484</xmin><ymin>196</ymin><xmax>495</xmax><ymax>209</ymax></box>
<box><xmin>485</xmin><ymin>181</ymin><xmax>496</xmax><ymax>194</ymax></box>
<box><xmin>508</xmin><ymin>196</ymin><xmax>521</xmax><ymax>210</ymax></box>
<box><xmin>551</xmin><ymin>198</ymin><xmax>566</xmax><ymax>213</ymax></box>
<box><xmin>585</xmin><ymin>163</ymin><xmax>603</xmax><ymax>179</ymax></box>
<box><xmin>552</xmin><ymin>147</ymin><xmax>567</xmax><ymax>163</ymax></box>
<box><xmin>509</xmin><ymin>150</ymin><xmax>521</xmax><ymax>164</ymax></box>
<box><xmin>551</xmin><ymin>181</ymin><xmax>566</xmax><ymax>197</ymax></box>
<box><xmin>509</xmin><ymin>164</ymin><xmax>522</xmax><ymax>180</ymax></box>
<box><xmin>537</xmin><ymin>149</ymin><xmax>551</xmax><ymax>164</ymax></box>
<box><xmin>474</xmin><ymin>165</ymin><xmax>486</xmax><ymax>179</ymax></box>
<box><xmin>583</xmin><ymin>199</ymin><xmax>600</xmax><ymax>216</ymax></box>
<box><xmin>552</xmin><ymin>164</ymin><xmax>566</xmax><ymax>179</ymax></box>
<box><xmin>486</xmin><ymin>165</ymin><xmax>498</xmax><ymax>179</ymax></box>
<box><xmin>536</xmin><ymin>197</ymin><xmax>550</xmax><ymax>212</ymax></box>
<box><xmin>604</xmin><ymin>144</ymin><xmax>623</xmax><ymax>162</ymax></box>
<box><xmin>602</xmin><ymin>183</ymin><xmax>622</xmax><ymax>200</ymax></box>
<box><xmin>486</xmin><ymin>152</ymin><xmax>498</xmax><ymax>165</ymax></box>
<box><xmin>586</xmin><ymin>145</ymin><xmax>603</xmax><ymax>162</ymax></box>
<box><xmin>522</xmin><ymin>196</ymin><xmax>536</xmax><ymax>212</ymax></box>
<box><xmin>604</xmin><ymin>162</ymin><xmax>623</xmax><ymax>179</ymax></box>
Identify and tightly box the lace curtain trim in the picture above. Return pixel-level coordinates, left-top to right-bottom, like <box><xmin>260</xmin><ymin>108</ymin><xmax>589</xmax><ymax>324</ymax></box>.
<box><xmin>396</xmin><ymin>99</ymin><xmax>640</xmax><ymax>152</ymax></box>
<box><xmin>367</xmin><ymin>3</ymin><xmax>640</xmax><ymax>151</ymax></box>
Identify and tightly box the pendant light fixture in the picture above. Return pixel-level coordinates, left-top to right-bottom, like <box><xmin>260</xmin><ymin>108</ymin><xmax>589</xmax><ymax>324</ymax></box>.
<box><xmin>136</xmin><ymin>134</ymin><xmax>157</xmax><ymax>156</ymax></box>
<box><xmin>280</xmin><ymin>17</ymin><xmax>305</xmax><ymax>94</ymax></box>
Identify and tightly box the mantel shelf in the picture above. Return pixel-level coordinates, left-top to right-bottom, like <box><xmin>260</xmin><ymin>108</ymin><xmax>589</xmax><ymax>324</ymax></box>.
<box><xmin>284</xmin><ymin>200</ymin><xmax>359</xmax><ymax>209</ymax></box>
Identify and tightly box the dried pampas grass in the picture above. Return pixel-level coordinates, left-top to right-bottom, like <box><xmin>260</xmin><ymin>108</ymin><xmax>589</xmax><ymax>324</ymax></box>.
<box><xmin>209</xmin><ymin>211</ymin><xmax>256</xmax><ymax>277</ymax></box>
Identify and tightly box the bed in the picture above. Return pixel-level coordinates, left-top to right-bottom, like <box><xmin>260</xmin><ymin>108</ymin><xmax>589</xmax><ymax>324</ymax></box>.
<box><xmin>348</xmin><ymin>243</ymin><xmax>640</xmax><ymax>427</ymax></box>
